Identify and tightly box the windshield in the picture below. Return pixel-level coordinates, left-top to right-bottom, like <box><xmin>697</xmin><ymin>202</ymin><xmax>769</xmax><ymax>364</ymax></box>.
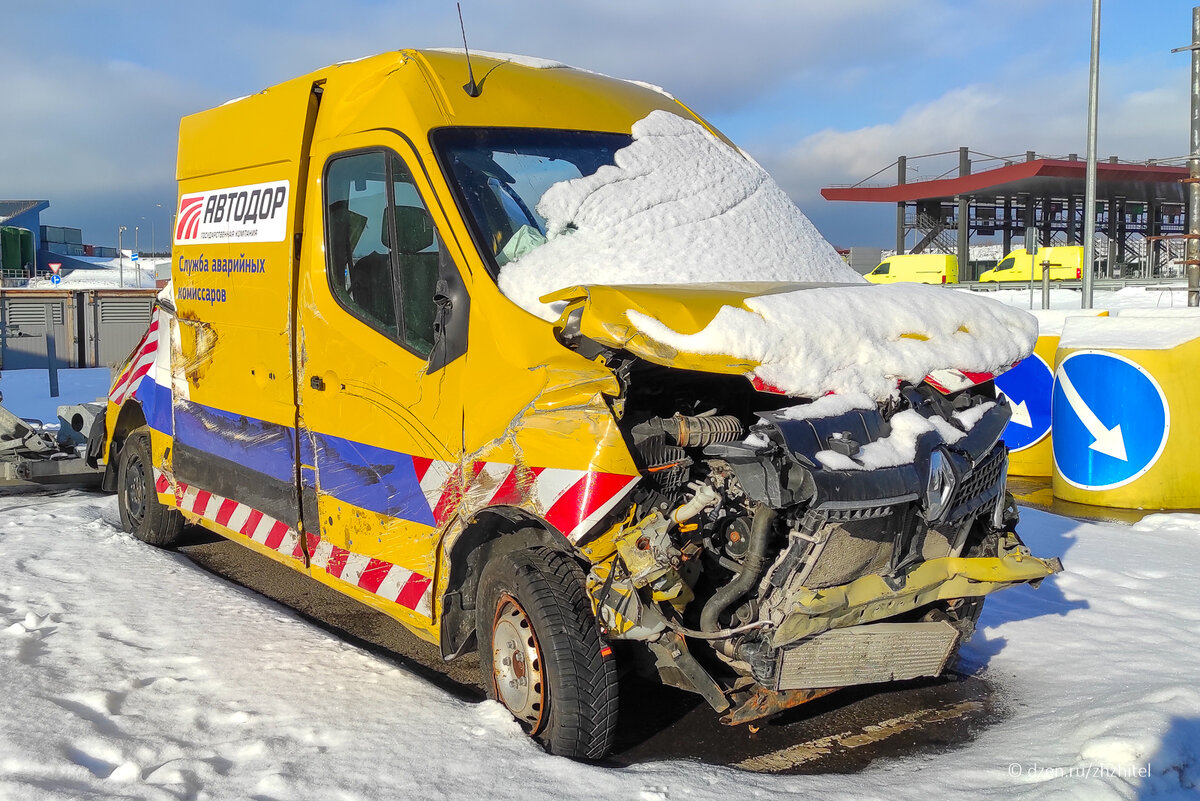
<box><xmin>432</xmin><ymin>127</ymin><xmax>632</xmax><ymax>274</ymax></box>
<box><xmin>872</xmin><ymin>262</ymin><xmax>890</xmax><ymax>275</ymax></box>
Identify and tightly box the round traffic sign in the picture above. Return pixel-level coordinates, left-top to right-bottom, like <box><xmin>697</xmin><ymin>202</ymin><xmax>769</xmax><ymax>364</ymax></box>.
<box><xmin>995</xmin><ymin>352</ymin><xmax>1053</xmax><ymax>452</ymax></box>
<box><xmin>1052</xmin><ymin>350</ymin><xmax>1170</xmax><ymax>490</ymax></box>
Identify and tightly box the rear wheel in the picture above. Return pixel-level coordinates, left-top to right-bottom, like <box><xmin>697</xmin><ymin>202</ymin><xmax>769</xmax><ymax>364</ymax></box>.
<box><xmin>117</xmin><ymin>429</ymin><xmax>184</xmax><ymax>547</ymax></box>
<box><xmin>475</xmin><ymin>546</ymin><xmax>618</xmax><ymax>759</ymax></box>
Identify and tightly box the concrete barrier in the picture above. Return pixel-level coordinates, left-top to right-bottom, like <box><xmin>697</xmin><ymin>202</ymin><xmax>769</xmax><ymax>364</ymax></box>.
<box><xmin>1001</xmin><ymin>310</ymin><xmax>1107</xmax><ymax>477</ymax></box>
<box><xmin>1051</xmin><ymin>311</ymin><xmax>1200</xmax><ymax>509</ymax></box>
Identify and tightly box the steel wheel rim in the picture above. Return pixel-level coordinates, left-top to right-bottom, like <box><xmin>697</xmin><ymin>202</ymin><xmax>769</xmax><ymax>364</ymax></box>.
<box><xmin>124</xmin><ymin>454</ymin><xmax>146</xmax><ymax>525</ymax></box>
<box><xmin>491</xmin><ymin>594</ymin><xmax>546</xmax><ymax>731</ymax></box>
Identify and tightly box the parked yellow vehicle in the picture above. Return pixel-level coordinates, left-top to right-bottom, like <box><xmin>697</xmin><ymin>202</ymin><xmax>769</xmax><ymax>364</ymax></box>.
<box><xmin>978</xmin><ymin>246</ymin><xmax>1084</xmax><ymax>282</ymax></box>
<box><xmin>98</xmin><ymin>49</ymin><xmax>1060</xmax><ymax>759</ymax></box>
<box><xmin>865</xmin><ymin>253</ymin><xmax>958</xmax><ymax>285</ymax></box>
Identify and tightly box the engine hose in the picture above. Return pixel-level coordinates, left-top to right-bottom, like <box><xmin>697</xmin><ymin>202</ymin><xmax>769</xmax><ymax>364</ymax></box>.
<box><xmin>700</xmin><ymin>502</ymin><xmax>775</xmax><ymax>635</ymax></box>
<box><xmin>672</xmin><ymin>413</ymin><xmax>743</xmax><ymax>447</ymax></box>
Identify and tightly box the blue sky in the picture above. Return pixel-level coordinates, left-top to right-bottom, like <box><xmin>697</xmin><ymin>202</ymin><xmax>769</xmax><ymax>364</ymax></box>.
<box><xmin>2</xmin><ymin>0</ymin><xmax>1195</xmax><ymax>250</ymax></box>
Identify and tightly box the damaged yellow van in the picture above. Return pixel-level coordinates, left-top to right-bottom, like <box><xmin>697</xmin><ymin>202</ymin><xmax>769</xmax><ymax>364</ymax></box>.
<box><xmin>100</xmin><ymin>50</ymin><xmax>1061</xmax><ymax>760</ymax></box>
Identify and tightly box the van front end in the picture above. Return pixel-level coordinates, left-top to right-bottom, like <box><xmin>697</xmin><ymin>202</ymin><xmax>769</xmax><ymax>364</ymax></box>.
<box><xmin>560</xmin><ymin>335</ymin><xmax>1061</xmax><ymax>725</ymax></box>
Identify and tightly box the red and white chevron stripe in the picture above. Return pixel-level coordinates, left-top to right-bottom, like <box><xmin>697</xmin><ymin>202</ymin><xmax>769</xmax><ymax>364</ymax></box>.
<box><xmin>110</xmin><ymin>309</ymin><xmax>161</xmax><ymax>406</ymax></box>
<box><xmin>412</xmin><ymin>457</ymin><xmax>638</xmax><ymax>542</ymax></box>
<box><xmin>152</xmin><ymin>469</ymin><xmax>435</xmax><ymax>619</ymax></box>
<box><xmin>925</xmin><ymin>368</ymin><xmax>998</xmax><ymax>395</ymax></box>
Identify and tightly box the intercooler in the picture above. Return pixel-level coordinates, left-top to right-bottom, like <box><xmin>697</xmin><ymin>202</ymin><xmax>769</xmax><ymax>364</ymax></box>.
<box><xmin>775</xmin><ymin>620</ymin><xmax>961</xmax><ymax>690</ymax></box>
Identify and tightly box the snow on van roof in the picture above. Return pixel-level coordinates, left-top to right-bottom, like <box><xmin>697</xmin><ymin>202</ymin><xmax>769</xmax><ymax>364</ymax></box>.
<box><xmin>426</xmin><ymin>48</ymin><xmax>569</xmax><ymax>70</ymax></box>
<box><xmin>498</xmin><ymin>110</ymin><xmax>1037</xmax><ymax>399</ymax></box>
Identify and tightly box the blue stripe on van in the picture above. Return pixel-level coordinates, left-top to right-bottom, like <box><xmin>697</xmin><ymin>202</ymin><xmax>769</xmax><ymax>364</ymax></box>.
<box><xmin>153</xmin><ymin>394</ymin><xmax>435</xmax><ymax>526</ymax></box>
<box><xmin>308</xmin><ymin>432</ymin><xmax>435</xmax><ymax>527</ymax></box>
<box><xmin>173</xmin><ymin>399</ymin><xmax>298</xmax><ymax>486</ymax></box>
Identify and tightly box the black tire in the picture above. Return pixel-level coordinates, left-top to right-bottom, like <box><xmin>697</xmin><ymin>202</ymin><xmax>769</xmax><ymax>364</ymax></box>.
<box><xmin>475</xmin><ymin>546</ymin><xmax>618</xmax><ymax>760</ymax></box>
<box><xmin>117</xmin><ymin>429</ymin><xmax>185</xmax><ymax>547</ymax></box>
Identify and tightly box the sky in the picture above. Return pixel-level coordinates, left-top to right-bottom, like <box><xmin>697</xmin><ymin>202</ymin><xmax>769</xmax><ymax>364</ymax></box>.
<box><xmin>2</xmin><ymin>0</ymin><xmax>1196</xmax><ymax>250</ymax></box>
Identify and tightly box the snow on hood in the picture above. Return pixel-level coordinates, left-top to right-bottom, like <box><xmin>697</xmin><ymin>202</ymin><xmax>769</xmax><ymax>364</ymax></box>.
<box><xmin>496</xmin><ymin>110</ymin><xmax>1036</xmax><ymax>399</ymax></box>
<box><xmin>628</xmin><ymin>284</ymin><xmax>1037</xmax><ymax>399</ymax></box>
<box><xmin>498</xmin><ymin>110</ymin><xmax>856</xmax><ymax>320</ymax></box>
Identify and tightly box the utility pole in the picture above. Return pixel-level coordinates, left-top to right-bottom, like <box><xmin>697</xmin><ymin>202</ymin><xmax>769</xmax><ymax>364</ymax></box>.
<box><xmin>134</xmin><ymin>226</ymin><xmax>141</xmax><ymax>288</ymax></box>
<box><xmin>1081</xmin><ymin>0</ymin><xmax>1101</xmax><ymax>309</ymax></box>
<box><xmin>118</xmin><ymin>225</ymin><xmax>127</xmax><ymax>288</ymax></box>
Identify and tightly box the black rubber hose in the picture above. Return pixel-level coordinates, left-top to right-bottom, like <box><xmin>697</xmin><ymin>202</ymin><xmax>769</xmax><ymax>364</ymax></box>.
<box><xmin>700</xmin><ymin>503</ymin><xmax>776</xmax><ymax>633</ymax></box>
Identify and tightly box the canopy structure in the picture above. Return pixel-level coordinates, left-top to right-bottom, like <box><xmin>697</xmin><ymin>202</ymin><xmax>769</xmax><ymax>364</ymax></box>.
<box><xmin>821</xmin><ymin>150</ymin><xmax>1189</xmax><ymax>280</ymax></box>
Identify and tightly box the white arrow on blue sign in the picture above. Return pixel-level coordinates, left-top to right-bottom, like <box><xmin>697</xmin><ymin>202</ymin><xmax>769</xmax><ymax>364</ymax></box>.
<box><xmin>50</xmin><ymin>274</ymin><xmax>61</xmax><ymax>285</ymax></box>
<box><xmin>994</xmin><ymin>352</ymin><xmax>1053</xmax><ymax>452</ymax></box>
<box><xmin>1052</xmin><ymin>350</ymin><xmax>1170</xmax><ymax>490</ymax></box>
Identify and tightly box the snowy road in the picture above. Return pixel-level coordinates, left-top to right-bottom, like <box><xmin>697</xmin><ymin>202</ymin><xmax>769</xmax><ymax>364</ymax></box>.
<box><xmin>1</xmin><ymin>490</ymin><xmax>1197</xmax><ymax>800</ymax></box>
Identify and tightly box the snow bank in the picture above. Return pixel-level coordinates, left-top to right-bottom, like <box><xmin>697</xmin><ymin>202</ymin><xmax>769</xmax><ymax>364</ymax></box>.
<box><xmin>498</xmin><ymin>110</ymin><xmax>855</xmax><ymax>319</ymax></box>
<box><xmin>629</xmin><ymin>284</ymin><xmax>1037</xmax><ymax>400</ymax></box>
<box><xmin>1</xmin><ymin>494</ymin><xmax>1197</xmax><ymax>800</ymax></box>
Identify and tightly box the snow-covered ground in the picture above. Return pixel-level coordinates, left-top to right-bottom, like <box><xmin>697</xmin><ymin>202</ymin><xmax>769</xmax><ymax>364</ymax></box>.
<box><xmin>23</xmin><ymin>257</ymin><xmax>166</xmax><ymax>291</ymax></box>
<box><xmin>1</xmin><ymin>370</ymin><xmax>1197</xmax><ymax>800</ymax></box>
<box><xmin>961</xmin><ymin>284</ymin><xmax>1194</xmax><ymax>313</ymax></box>
<box><xmin>0</xmin><ymin>369</ymin><xmax>112</xmax><ymax>424</ymax></box>
<box><xmin>1</xmin><ymin>494</ymin><xmax>1196</xmax><ymax>800</ymax></box>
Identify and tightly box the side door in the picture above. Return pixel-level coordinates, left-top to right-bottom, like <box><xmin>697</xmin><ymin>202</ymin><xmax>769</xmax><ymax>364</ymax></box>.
<box><xmin>296</xmin><ymin>136</ymin><xmax>471</xmax><ymax>631</ymax></box>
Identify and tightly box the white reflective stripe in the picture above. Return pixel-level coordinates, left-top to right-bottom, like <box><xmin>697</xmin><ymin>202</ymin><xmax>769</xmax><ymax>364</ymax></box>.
<box><xmin>310</xmin><ymin>538</ymin><xmax>334</xmax><ymax>570</ymax></box>
<box><xmin>532</xmin><ymin>468</ymin><xmax>582</xmax><ymax>513</ymax></box>
<box><xmin>178</xmin><ymin>485</ymin><xmax>201</xmax><ymax>511</ymax></box>
<box><xmin>226</xmin><ymin>504</ymin><xmax>253</xmax><ymax>534</ymax></box>
<box><xmin>414</xmin><ymin>584</ymin><xmax>434</xmax><ymax>618</ymax></box>
<box><xmin>249</xmin><ymin>514</ymin><xmax>276</xmax><ymax>544</ymax></box>
<box><xmin>564</xmin><ymin>475</ymin><xmax>640</xmax><ymax>542</ymax></box>
<box><xmin>276</xmin><ymin>530</ymin><xmax>300</xmax><ymax>557</ymax></box>
<box><xmin>339</xmin><ymin>552</ymin><xmax>372</xmax><ymax>586</ymax></box>
<box><xmin>419</xmin><ymin>460</ymin><xmax>456</xmax><ymax>499</ymax></box>
<box><xmin>375</xmin><ymin>565</ymin><xmax>413</xmax><ymax>602</ymax></box>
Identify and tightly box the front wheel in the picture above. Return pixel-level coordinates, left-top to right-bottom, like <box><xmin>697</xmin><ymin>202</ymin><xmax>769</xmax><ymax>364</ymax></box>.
<box><xmin>117</xmin><ymin>429</ymin><xmax>184</xmax><ymax>547</ymax></box>
<box><xmin>475</xmin><ymin>546</ymin><xmax>618</xmax><ymax>760</ymax></box>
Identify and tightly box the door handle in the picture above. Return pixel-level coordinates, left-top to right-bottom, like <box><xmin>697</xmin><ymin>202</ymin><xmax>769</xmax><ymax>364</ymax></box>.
<box><xmin>310</xmin><ymin>375</ymin><xmax>325</xmax><ymax>391</ymax></box>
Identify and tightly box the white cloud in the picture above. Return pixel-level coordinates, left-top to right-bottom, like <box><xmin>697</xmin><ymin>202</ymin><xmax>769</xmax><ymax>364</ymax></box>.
<box><xmin>762</xmin><ymin>65</ymin><xmax>1189</xmax><ymax>211</ymax></box>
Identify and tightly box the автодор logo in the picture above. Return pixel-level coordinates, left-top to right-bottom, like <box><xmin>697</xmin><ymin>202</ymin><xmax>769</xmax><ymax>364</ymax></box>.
<box><xmin>174</xmin><ymin>180</ymin><xmax>290</xmax><ymax>245</ymax></box>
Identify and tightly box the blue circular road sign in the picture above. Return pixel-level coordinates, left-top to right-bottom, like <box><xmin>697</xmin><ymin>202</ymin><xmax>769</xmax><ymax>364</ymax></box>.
<box><xmin>1052</xmin><ymin>350</ymin><xmax>1170</xmax><ymax>491</ymax></box>
<box><xmin>995</xmin><ymin>352</ymin><xmax>1053</xmax><ymax>452</ymax></box>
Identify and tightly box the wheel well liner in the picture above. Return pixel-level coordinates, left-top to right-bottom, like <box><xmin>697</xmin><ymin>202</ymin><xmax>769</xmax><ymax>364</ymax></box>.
<box><xmin>101</xmin><ymin>402</ymin><xmax>147</xmax><ymax>492</ymax></box>
<box><xmin>438</xmin><ymin>506</ymin><xmax>574</xmax><ymax>660</ymax></box>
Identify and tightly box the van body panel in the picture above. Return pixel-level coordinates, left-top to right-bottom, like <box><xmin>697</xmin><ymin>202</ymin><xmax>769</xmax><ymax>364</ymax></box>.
<box><xmin>978</xmin><ymin>246</ymin><xmax>1083</xmax><ymax>282</ymax></box>
<box><xmin>865</xmin><ymin>253</ymin><xmax>958</xmax><ymax>285</ymax></box>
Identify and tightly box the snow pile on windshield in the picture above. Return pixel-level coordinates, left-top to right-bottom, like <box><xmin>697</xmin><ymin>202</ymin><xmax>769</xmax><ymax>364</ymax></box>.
<box><xmin>498</xmin><ymin>110</ymin><xmax>856</xmax><ymax>319</ymax></box>
<box><xmin>629</xmin><ymin>283</ymin><xmax>1037</xmax><ymax>399</ymax></box>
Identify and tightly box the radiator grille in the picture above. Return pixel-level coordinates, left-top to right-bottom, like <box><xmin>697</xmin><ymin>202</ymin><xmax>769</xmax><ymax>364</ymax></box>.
<box><xmin>946</xmin><ymin>445</ymin><xmax>1006</xmax><ymax>523</ymax></box>
<box><xmin>776</xmin><ymin>620</ymin><xmax>960</xmax><ymax>690</ymax></box>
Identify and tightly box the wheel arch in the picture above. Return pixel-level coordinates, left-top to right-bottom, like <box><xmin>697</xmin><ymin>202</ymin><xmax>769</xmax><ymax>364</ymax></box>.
<box><xmin>101</xmin><ymin>401</ymin><xmax>147</xmax><ymax>492</ymax></box>
<box><xmin>438</xmin><ymin>506</ymin><xmax>575</xmax><ymax>660</ymax></box>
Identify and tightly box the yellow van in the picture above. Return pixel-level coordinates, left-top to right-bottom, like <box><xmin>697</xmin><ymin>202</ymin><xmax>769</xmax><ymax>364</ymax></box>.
<box><xmin>866</xmin><ymin>253</ymin><xmax>958</xmax><ymax>285</ymax></box>
<box><xmin>98</xmin><ymin>49</ymin><xmax>1059</xmax><ymax>759</ymax></box>
<box><xmin>978</xmin><ymin>246</ymin><xmax>1084</xmax><ymax>282</ymax></box>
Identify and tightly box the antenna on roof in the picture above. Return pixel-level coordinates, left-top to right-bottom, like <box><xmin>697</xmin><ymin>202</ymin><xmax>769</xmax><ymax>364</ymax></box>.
<box><xmin>457</xmin><ymin>3</ymin><xmax>481</xmax><ymax>98</ymax></box>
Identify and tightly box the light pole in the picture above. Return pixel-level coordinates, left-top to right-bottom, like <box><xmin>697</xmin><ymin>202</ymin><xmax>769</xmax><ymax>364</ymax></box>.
<box><xmin>118</xmin><ymin>225</ymin><xmax>127</xmax><ymax>288</ymax></box>
<box><xmin>134</xmin><ymin>225</ymin><xmax>141</xmax><ymax>288</ymax></box>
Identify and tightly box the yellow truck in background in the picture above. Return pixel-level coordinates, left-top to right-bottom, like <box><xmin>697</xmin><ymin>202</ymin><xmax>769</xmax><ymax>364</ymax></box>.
<box><xmin>978</xmin><ymin>245</ymin><xmax>1084</xmax><ymax>282</ymax></box>
<box><xmin>865</xmin><ymin>253</ymin><xmax>958</xmax><ymax>285</ymax></box>
<box><xmin>97</xmin><ymin>50</ymin><xmax>1060</xmax><ymax>759</ymax></box>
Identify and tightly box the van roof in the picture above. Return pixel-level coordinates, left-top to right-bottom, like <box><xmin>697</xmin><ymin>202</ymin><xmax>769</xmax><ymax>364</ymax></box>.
<box><xmin>178</xmin><ymin>50</ymin><xmax>701</xmax><ymax>181</ymax></box>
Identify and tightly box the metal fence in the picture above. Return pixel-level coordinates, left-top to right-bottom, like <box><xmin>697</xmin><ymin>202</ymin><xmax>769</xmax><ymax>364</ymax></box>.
<box><xmin>0</xmin><ymin>288</ymin><xmax>158</xmax><ymax>371</ymax></box>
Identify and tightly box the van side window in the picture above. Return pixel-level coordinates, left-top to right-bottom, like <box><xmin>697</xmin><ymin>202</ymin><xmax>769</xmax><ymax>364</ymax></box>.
<box><xmin>324</xmin><ymin>152</ymin><xmax>441</xmax><ymax>358</ymax></box>
<box><xmin>391</xmin><ymin>157</ymin><xmax>439</xmax><ymax>357</ymax></box>
<box><xmin>996</xmin><ymin>257</ymin><xmax>1015</xmax><ymax>272</ymax></box>
<box><xmin>874</xmin><ymin>262</ymin><xmax>890</xmax><ymax>275</ymax></box>
<box><xmin>325</xmin><ymin>152</ymin><xmax>399</xmax><ymax>337</ymax></box>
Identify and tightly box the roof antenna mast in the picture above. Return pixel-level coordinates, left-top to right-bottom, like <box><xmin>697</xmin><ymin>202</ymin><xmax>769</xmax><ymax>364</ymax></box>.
<box><xmin>458</xmin><ymin>3</ymin><xmax>481</xmax><ymax>97</ymax></box>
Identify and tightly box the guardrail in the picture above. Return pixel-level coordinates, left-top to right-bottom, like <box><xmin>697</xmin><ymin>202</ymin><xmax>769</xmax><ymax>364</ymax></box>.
<box><xmin>956</xmin><ymin>277</ymin><xmax>1184</xmax><ymax>292</ymax></box>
